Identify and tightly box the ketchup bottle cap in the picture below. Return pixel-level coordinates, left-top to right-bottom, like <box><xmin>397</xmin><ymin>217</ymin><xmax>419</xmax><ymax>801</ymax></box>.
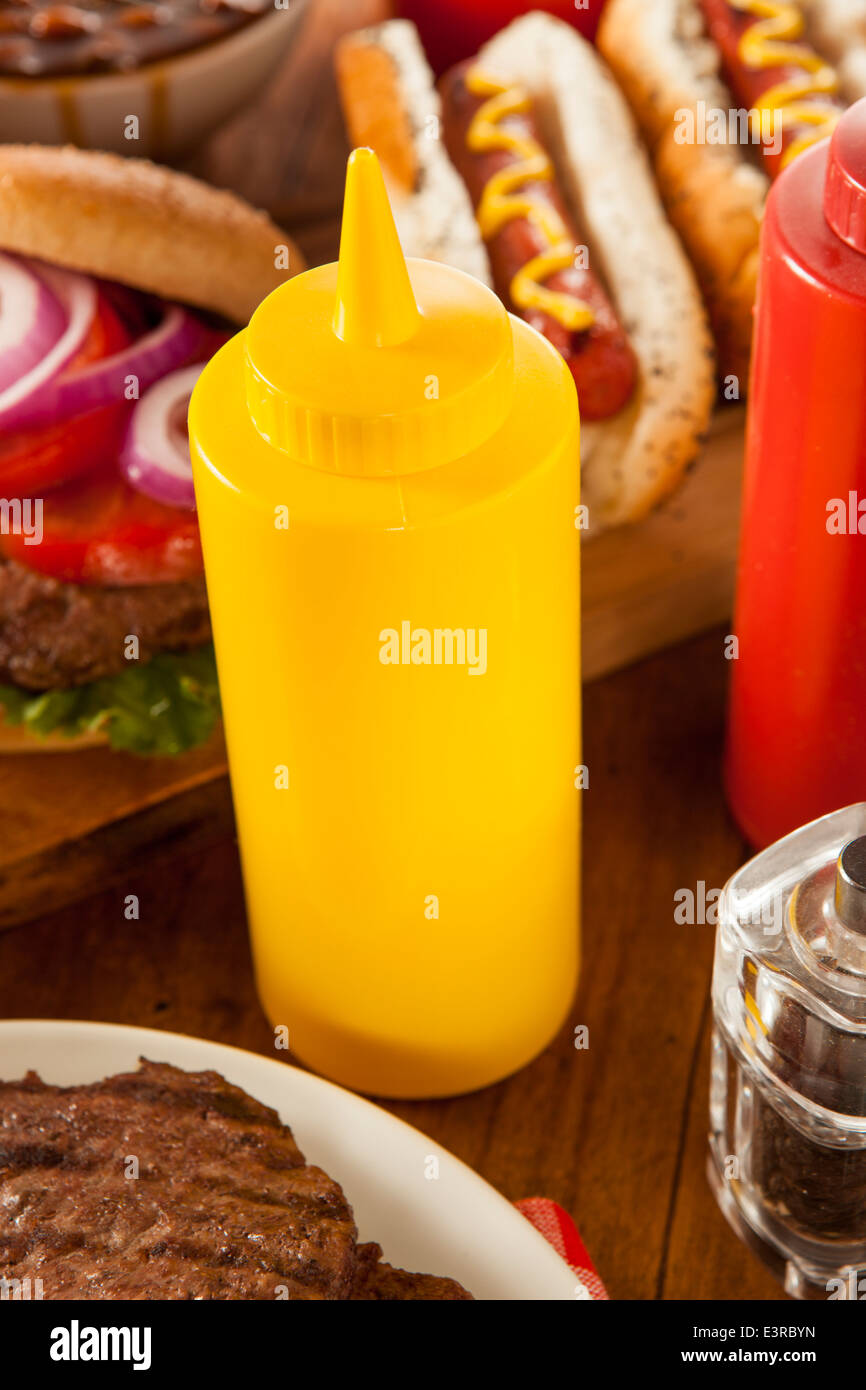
<box><xmin>824</xmin><ymin>98</ymin><xmax>866</xmax><ymax>254</ymax></box>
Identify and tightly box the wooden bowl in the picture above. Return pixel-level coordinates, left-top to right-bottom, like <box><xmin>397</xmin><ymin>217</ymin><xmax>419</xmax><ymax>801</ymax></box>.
<box><xmin>0</xmin><ymin>4</ymin><xmax>309</xmax><ymax>160</ymax></box>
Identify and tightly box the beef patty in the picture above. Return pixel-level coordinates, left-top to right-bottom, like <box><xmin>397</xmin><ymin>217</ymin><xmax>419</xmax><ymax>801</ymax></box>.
<box><xmin>0</xmin><ymin>1060</ymin><xmax>473</xmax><ymax>1301</ymax></box>
<box><xmin>351</xmin><ymin>1242</ymin><xmax>474</xmax><ymax>1300</ymax></box>
<box><xmin>0</xmin><ymin>1060</ymin><xmax>357</xmax><ymax>1300</ymax></box>
<box><xmin>0</xmin><ymin>558</ymin><xmax>211</xmax><ymax>691</ymax></box>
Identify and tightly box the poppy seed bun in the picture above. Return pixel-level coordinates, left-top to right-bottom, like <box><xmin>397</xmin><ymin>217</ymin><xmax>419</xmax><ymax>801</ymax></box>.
<box><xmin>597</xmin><ymin>0</ymin><xmax>766</xmax><ymax>383</ymax></box>
<box><xmin>0</xmin><ymin>144</ymin><xmax>304</xmax><ymax>324</ymax></box>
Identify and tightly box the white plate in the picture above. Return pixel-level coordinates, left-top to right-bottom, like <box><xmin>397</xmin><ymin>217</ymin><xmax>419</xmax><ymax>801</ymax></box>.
<box><xmin>0</xmin><ymin>1020</ymin><xmax>582</xmax><ymax>1301</ymax></box>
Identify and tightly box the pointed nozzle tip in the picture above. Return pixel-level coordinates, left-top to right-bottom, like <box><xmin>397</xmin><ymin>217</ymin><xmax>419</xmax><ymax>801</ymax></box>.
<box><xmin>347</xmin><ymin>145</ymin><xmax>378</xmax><ymax>174</ymax></box>
<box><xmin>333</xmin><ymin>146</ymin><xmax>421</xmax><ymax>349</ymax></box>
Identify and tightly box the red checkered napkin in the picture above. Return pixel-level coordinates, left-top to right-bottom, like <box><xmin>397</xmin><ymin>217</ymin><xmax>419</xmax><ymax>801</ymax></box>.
<box><xmin>515</xmin><ymin>1198</ymin><xmax>609</xmax><ymax>1300</ymax></box>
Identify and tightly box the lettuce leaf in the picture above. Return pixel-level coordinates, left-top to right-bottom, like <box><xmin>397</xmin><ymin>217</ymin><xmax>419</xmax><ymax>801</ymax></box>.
<box><xmin>0</xmin><ymin>644</ymin><xmax>221</xmax><ymax>755</ymax></box>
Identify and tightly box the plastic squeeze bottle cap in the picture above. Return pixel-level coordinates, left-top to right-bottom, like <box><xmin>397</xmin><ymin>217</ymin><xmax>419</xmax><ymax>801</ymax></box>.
<box><xmin>243</xmin><ymin>147</ymin><xmax>515</xmax><ymax>477</ymax></box>
<box><xmin>823</xmin><ymin>99</ymin><xmax>866</xmax><ymax>252</ymax></box>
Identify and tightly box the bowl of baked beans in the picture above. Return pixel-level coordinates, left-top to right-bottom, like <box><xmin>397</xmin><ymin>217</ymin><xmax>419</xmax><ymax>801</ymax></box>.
<box><xmin>0</xmin><ymin>0</ymin><xmax>309</xmax><ymax>157</ymax></box>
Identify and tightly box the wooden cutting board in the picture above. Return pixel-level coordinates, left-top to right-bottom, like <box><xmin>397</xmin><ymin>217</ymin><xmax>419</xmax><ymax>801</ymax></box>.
<box><xmin>583</xmin><ymin>405</ymin><xmax>744</xmax><ymax>681</ymax></box>
<box><xmin>0</xmin><ymin>735</ymin><xmax>233</xmax><ymax>931</ymax></box>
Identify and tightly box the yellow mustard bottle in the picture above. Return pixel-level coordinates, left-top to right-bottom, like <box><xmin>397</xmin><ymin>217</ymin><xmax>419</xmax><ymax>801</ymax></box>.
<box><xmin>189</xmin><ymin>149</ymin><xmax>580</xmax><ymax>1099</ymax></box>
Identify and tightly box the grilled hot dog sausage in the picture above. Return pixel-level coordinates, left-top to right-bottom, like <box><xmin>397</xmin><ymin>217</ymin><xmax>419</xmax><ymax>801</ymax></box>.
<box><xmin>440</xmin><ymin>61</ymin><xmax>637</xmax><ymax>422</ymax></box>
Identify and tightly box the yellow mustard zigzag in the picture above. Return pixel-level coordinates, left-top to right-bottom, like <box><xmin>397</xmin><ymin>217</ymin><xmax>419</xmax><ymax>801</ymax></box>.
<box><xmin>730</xmin><ymin>0</ymin><xmax>841</xmax><ymax>167</ymax></box>
<box><xmin>465</xmin><ymin>68</ymin><xmax>594</xmax><ymax>332</ymax></box>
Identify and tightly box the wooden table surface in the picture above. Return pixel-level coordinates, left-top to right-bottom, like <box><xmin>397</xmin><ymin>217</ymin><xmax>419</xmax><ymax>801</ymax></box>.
<box><xmin>0</xmin><ymin>0</ymin><xmax>786</xmax><ymax>1302</ymax></box>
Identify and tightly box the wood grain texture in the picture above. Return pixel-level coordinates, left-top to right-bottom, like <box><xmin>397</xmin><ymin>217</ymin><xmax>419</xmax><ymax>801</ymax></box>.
<box><xmin>0</xmin><ymin>736</ymin><xmax>231</xmax><ymax>931</ymax></box>
<box><xmin>0</xmin><ymin>630</ymin><xmax>784</xmax><ymax>1300</ymax></box>
<box><xmin>182</xmin><ymin>0</ymin><xmax>382</xmax><ymax>261</ymax></box>
<box><xmin>583</xmin><ymin>408</ymin><xmax>744</xmax><ymax>681</ymax></box>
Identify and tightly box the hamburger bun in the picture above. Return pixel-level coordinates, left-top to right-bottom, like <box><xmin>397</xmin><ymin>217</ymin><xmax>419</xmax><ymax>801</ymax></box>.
<box><xmin>0</xmin><ymin>143</ymin><xmax>304</xmax><ymax>325</ymax></box>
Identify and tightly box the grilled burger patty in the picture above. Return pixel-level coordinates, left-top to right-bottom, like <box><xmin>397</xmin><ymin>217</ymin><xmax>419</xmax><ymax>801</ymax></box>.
<box><xmin>352</xmin><ymin>1242</ymin><xmax>474</xmax><ymax>1300</ymax></box>
<box><xmin>0</xmin><ymin>1061</ymin><xmax>357</xmax><ymax>1300</ymax></box>
<box><xmin>0</xmin><ymin>558</ymin><xmax>211</xmax><ymax>691</ymax></box>
<box><xmin>0</xmin><ymin>1060</ymin><xmax>473</xmax><ymax>1301</ymax></box>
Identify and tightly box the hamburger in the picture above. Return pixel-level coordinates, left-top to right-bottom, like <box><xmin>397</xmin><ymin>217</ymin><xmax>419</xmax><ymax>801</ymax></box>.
<box><xmin>0</xmin><ymin>144</ymin><xmax>303</xmax><ymax>754</ymax></box>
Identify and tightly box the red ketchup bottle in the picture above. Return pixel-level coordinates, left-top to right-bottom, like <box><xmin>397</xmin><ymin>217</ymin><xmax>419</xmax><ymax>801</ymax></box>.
<box><xmin>726</xmin><ymin>99</ymin><xmax>866</xmax><ymax>849</ymax></box>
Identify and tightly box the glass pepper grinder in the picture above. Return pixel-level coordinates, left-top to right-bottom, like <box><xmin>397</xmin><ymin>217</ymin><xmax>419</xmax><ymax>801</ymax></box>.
<box><xmin>710</xmin><ymin>804</ymin><xmax>866</xmax><ymax>1299</ymax></box>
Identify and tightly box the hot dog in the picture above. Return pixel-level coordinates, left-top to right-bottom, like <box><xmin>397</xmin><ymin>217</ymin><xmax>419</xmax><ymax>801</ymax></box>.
<box><xmin>439</xmin><ymin>63</ymin><xmax>637</xmax><ymax>421</ymax></box>
<box><xmin>336</xmin><ymin>15</ymin><xmax>715</xmax><ymax>530</ymax></box>
<box><xmin>598</xmin><ymin>0</ymin><xmax>859</xmax><ymax>381</ymax></box>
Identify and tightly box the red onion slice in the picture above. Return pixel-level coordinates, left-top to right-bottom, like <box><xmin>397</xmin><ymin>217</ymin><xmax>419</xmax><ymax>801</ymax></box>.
<box><xmin>3</xmin><ymin>272</ymin><xmax>212</xmax><ymax>434</ymax></box>
<box><xmin>0</xmin><ymin>253</ymin><xmax>66</xmax><ymax>396</ymax></box>
<box><xmin>44</xmin><ymin>301</ymin><xmax>212</xmax><ymax>425</ymax></box>
<box><xmin>120</xmin><ymin>362</ymin><xmax>205</xmax><ymax>510</ymax></box>
<box><xmin>0</xmin><ymin>263</ymin><xmax>96</xmax><ymax>431</ymax></box>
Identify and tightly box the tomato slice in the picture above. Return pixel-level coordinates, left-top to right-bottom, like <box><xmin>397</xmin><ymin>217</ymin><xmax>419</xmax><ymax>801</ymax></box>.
<box><xmin>70</xmin><ymin>284</ymin><xmax>133</xmax><ymax>366</ymax></box>
<box><xmin>0</xmin><ymin>288</ymin><xmax>133</xmax><ymax>494</ymax></box>
<box><xmin>0</xmin><ymin>462</ymin><xmax>203</xmax><ymax>586</ymax></box>
<box><xmin>0</xmin><ymin>403</ymin><xmax>130</xmax><ymax>496</ymax></box>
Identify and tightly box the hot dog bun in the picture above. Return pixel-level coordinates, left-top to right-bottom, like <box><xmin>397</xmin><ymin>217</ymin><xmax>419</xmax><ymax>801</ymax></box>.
<box><xmin>336</xmin><ymin>14</ymin><xmax>715</xmax><ymax>531</ymax></box>
<box><xmin>598</xmin><ymin>0</ymin><xmax>766</xmax><ymax>386</ymax></box>
<box><xmin>0</xmin><ymin>143</ymin><xmax>304</xmax><ymax>326</ymax></box>
<box><xmin>336</xmin><ymin>20</ymin><xmax>491</xmax><ymax>287</ymax></box>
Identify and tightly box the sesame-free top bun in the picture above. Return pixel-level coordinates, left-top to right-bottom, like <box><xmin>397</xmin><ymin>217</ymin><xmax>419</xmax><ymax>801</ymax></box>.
<box><xmin>0</xmin><ymin>144</ymin><xmax>305</xmax><ymax>324</ymax></box>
